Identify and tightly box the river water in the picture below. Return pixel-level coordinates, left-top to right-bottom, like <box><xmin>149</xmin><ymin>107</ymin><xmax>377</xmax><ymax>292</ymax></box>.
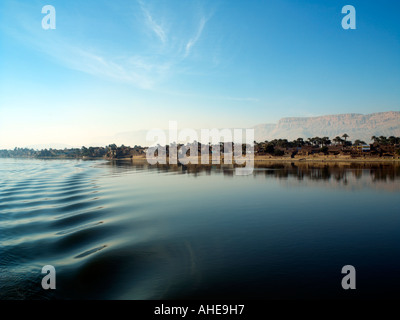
<box><xmin>0</xmin><ymin>158</ymin><xmax>399</xmax><ymax>299</ymax></box>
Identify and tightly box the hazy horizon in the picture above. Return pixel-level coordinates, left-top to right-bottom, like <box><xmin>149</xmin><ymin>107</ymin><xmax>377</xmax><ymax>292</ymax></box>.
<box><xmin>1</xmin><ymin>110</ymin><xmax>398</xmax><ymax>150</ymax></box>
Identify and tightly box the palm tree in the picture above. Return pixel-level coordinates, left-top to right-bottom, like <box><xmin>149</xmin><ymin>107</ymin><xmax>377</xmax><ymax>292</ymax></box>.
<box><xmin>354</xmin><ymin>139</ymin><xmax>366</xmax><ymax>146</ymax></box>
<box><xmin>342</xmin><ymin>133</ymin><xmax>349</xmax><ymax>142</ymax></box>
<box><xmin>379</xmin><ymin>136</ymin><xmax>388</xmax><ymax>145</ymax></box>
<box><xmin>388</xmin><ymin>136</ymin><xmax>397</xmax><ymax>145</ymax></box>
<box><xmin>309</xmin><ymin>137</ymin><xmax>321</xmax><ymax>147</ymax></box>
<box><xmin>371</xmin><ymin>135</ymin><xmax>379</xmax><ymax>143</ymax></box>
<box><xmin>295</xmin><ymin>137</ymin><xmax>304</xmax><ymax>147</ymax></box>
<box><xmin>321</xmin><ymin>137</ymin><xmax>331</xmax><ymax>146</ymax></box>
<box><xmin>333</xmin><ymin>136</ymin><xmax>343</xmax><ymax>145</ymax></box>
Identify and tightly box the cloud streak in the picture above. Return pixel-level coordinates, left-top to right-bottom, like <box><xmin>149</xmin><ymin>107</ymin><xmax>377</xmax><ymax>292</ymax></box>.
<box><xmin>138</xmin><ymin>0</ymin><xmax>166</xmax><ymax>43</ymax></box>
<box><xmin>6</xmin><ymin>24</ymin><xmax>168</xmax><ymax>89</ymax></box>
<box><xmin>4</xmin><ymin>1</ymin><xmax>214</xmax><ymax>91</ymax></box>
<box><xmin>185</xmin><ymin>17</ymin><xmax>207</xmax><ymax>57</ymax></box>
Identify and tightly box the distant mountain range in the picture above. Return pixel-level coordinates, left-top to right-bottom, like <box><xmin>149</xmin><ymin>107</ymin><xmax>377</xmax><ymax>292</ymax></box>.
<box><xmin>254</xmin><ymin>111</ymin><xmax>400</xmax><ymax>143</ymax></box>
<box><xmin>17</xmin><ymin>111</ymin><xmax>400</xmax><ymax>149</ymax></box>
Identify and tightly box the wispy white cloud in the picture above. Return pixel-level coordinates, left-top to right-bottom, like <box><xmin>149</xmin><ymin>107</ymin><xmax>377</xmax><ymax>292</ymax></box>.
<box><xmin>6</xmin><ymin>24</ymin><xmax>168</xmax><ymax>89</ymax></box>
<box><xmin>65</xmin><ymin>48</ymin><xmax>159</xmax><ymax>89</ymax></box>
<box><xmin>3</xmin><ymin>1</ymin><xmax>215</xmax><ymax>91</ymax></box>
<box><xmin>185</xmin><ymin>17</ymin><xmax>207</xmax><ymax>57</ymax></box>
<box><xmin>138</xmin><ymin>0</ymin><xmax>166</xmax><ymax>43</ymax></box>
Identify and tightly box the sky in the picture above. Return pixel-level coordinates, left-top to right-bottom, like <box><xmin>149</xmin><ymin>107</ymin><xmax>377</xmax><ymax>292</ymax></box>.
<box><xmin>0</xmin><ymin>0</ymin><xmax>399</xmax><ymax>148</ymax></box>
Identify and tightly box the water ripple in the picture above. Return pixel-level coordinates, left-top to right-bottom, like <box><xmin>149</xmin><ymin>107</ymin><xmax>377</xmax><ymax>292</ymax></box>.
<box><xmin>0</xmin><ymin>159</ymin><xmax>118</xmax><ymax>299</ymax></box>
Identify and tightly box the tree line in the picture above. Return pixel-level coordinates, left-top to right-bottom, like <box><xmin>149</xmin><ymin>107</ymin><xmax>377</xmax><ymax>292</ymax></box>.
<box><xmin>1</xmin><ymin>135</ymin><xmax>399</xmax><ymax>159</ymax></box>
<box><xmin>0</xmin><ymin>145</ymin><xmax>146</xmax><ymax>159</ymax></box>
<box><xmin>253</xmin><ymin>134</ymin><xmax>400</xmax><ymax>156</ymax></box>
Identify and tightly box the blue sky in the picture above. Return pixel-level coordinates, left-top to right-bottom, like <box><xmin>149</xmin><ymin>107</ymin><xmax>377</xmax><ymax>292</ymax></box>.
<box><xmin>0</xmin><ymin>0</ymin><xmax>399</xmax><ymax>148</ymax></box>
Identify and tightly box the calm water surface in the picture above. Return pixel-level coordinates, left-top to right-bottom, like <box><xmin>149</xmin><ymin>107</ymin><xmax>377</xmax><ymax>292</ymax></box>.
<box><xmin>0</xmin><ymin>159</ymin><xmax>399</xmax><ymax>299</ymax></box>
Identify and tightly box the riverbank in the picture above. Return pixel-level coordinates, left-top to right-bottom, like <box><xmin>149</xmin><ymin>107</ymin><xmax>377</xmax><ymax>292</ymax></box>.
<box><xmin>254</xmin><ymin>155</ymin><xmax>400</xmax><ymax>163</ymax></box>
<box><xmin>115</xmin><ymin>154</ymin><xmax>400</xmax><ymax>164</ymax></box>
<box><xmin>2</xmin><ymin>154</ymin><xmax>399</xmax><ymax>163</ymax></box>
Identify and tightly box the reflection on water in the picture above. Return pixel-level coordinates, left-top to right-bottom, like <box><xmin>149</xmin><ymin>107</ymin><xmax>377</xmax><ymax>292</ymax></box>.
<box><xmin>0</xmin><ymin>159</ymin><xmax>399</xmax><ymax>299</ymax></box>
<box><xmin>108</xmin><ymin>160</ymin><xmax>400</xmax><ymax>191</ymax></box>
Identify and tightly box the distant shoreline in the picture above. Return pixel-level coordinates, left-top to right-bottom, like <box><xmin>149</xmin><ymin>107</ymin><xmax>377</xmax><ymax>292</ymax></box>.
<box><xmin>2</xmin><ymin>154</ymin><xmax>400</xmax><ymax>164</ymax></box>
<box><xmin>253</xmin><ymin>156</ymin><xmax>400</xmax><ymax>163</ymax></box>
<box><xmin>114</xmin><ymin>155</ymin><xmax>400</xmax><ymax>164</ymax></box>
